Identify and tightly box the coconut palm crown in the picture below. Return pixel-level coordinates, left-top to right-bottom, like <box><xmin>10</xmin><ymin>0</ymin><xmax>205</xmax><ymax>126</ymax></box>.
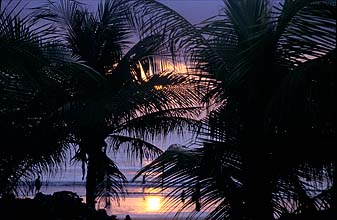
<box><xmin>34</xmin><ymin>0</ymin><xmax>204</xmax><ymax>208</ymax></box>
<box><xmin>135</xmin><ymin>1</ymin><xmax>336</xmax><ymax>220</ymax></box>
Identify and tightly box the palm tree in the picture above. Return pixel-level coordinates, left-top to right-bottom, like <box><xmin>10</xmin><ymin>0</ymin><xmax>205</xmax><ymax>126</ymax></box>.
<box><xmin>135</xmin><ymin>1</ymin><xmax>336</xmax><ymax>219</ymax></box>
<box><xmin>0</xmin><ymin>0</ymin><xmax>100</xmax><ymax>196</ymax></box>
<box><xmin>34</xmin><ymin>0</ymin><xmax>203</xmax><ymax>209</ymax></box>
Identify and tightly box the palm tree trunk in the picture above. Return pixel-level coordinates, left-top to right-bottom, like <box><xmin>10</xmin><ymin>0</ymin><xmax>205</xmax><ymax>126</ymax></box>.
<box><xmin>241</xmin><ymin>102</ymin><xmax>274</xmax><ymax>220</ymax></box>
<box><xmin>83</xmin><ymin>130</ymin><xmax>108</xmax><ymax>210</ymax></box>
<box><xmin>332</xmin><ymin>166</ymin><xmax>337</xmax><ymax>211</ymax></box>
<box><xmin>242</xmin><ymin>151</ymin><xmax>274</xmax><ymax>220</ymax></box>
<box><xmin>229</xmin><ymin>195</ymin><xmax>245</xmax><ymax>220</ymax></box>
<box><xmin>86</xmin><ymin>150</ymin><xmax>97</xmax><ymax>209</ymax></box>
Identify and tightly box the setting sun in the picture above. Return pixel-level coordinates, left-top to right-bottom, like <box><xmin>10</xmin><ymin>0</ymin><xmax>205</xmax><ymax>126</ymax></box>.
<box><xmin>145</xmin><ymin>196</ymin><xmax>162</xmax><ymax>212</ymax></box>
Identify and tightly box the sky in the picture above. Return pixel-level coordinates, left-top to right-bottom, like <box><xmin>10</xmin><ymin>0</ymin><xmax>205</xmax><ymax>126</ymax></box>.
<box><xmin>3</xmin><ymin>0</ymin><xmax>224</xmax><ymax>24</ymax></box>
<box><xmin>158</xmin><ymin>0</ymin><xmax>223</xmax><ymax>24</ymax></box>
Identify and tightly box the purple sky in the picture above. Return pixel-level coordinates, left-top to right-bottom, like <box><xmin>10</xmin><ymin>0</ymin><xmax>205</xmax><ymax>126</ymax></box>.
<box><xmin>158</xmin><ymin>0</ymin><xmax>223</xmax><ymax>24</ymax></box>
<box><xmin>3</xmin><ymin>0</ymin><xmax>223</xmax><ymax>24</ymax></box>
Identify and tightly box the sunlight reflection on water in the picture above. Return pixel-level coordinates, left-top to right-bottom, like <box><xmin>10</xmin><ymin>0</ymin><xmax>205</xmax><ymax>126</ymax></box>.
<box><xmin>102</xmin><ymin>194</ymin><xmax>203</xmax><ymax>220</ymax></box>
<box><xmin>101</xmin><ymin>194</ymin><xmax>167</xmax><ymax>216</ymax></box>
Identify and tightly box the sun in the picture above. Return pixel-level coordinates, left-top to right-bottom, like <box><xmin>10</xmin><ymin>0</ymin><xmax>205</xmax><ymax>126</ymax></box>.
<box><xmin>145</xmin><ymin>196</ymin><xmax>162</xmax><ymax>212</ymax></box>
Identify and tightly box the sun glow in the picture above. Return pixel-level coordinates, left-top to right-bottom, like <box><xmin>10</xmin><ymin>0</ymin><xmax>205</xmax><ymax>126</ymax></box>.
<box><xmin>145</xmin><ymin>196</ymin><xmax>162</xmax><ymax>212</ymax></box>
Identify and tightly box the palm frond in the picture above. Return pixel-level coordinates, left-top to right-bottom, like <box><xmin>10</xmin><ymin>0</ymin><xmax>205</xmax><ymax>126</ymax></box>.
<box><xmin>133</xmin><ymin>141</ymin><xmax>243</xmax><ymax>220</ymax></box>
<box><xmin>275</xmin><ymin>0</ymin><xmax>336</xmax><ymax>65</ymax></box>
<box><xmin>130</xmin><ymin>0</ymin><xmax>208</xmax><ymax>64</ymax></box>
<box><xmin>266</xmin><ymin>50</ymin><xmax>336</xmax><ymax>161</ymax></box>
<box><xmin>95</xmin><ymin>151</ymin><xmax>127</xmax><ymax>206</ymax></box>
<box><xmin>34</xmin><ymin>0</ymin><xmax>131</xmax><ymax>74</ymax></box>
<box><xmin>114</xmin><ymin>107</ymin><xmax>202</xmax><ymax>137</ymax></box>
<box><xmin>108</xmin><ymin>134</ymin><xmax>162</xmax><ymax>162</ymax></box>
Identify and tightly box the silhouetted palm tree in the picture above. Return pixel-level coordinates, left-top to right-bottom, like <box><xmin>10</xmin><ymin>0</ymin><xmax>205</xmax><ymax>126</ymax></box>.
<box><xmin>34</xmin><ymin>0</ymin><xmax>203</xmax><ymax>208</ymax></box>
<box><xmin>0</xmin><ymin>0</ymin><xmax>100</xmax><ymax>196</ymax></box>
<box><xmin>135</xmin><ymin>1</ymin><xmax>336</xmax><ymax>219</ymax></box>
